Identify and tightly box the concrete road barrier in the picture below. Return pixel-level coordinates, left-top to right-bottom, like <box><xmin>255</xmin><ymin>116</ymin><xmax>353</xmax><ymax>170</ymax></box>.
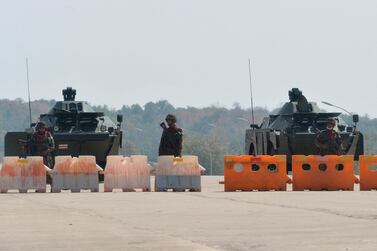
<box><xmin>155</xmin><ymin>155</ymin><xmax>202</xmax><ymax>192</ymax></box>
<box><xmin>104</xmin><ymin>155</ymin><xmax>151</xmax><ymax>192</ymax></box>
<box><xmin>50</xmin><ymin>155</ymin><xmax>102</xmax><ymax>193</ymax></box>
<box><xmin>0</xmin><ymin>156</ymin><xmax>50</xmax><ymax>193</ymax></box>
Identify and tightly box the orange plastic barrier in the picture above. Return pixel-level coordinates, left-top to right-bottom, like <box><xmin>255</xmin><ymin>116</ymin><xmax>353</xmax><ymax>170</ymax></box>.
<box><xmin>292</xmin><ymin>155</ymin><xmax>358</xmax><ymax>191</ymax></box>
<box><xmin>359</xmin><ymin>155</ymin><xmax>377</xmax><ymax>191</ymax></box>
<box><xmin>224</xmin><ymin>155</ymin><xmax>290</xmax><ymax>191</ymax></box>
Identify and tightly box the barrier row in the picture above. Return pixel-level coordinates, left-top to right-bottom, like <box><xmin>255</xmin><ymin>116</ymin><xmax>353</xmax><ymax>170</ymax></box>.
<box><xmin>0</xmin><ymin>155</ymin><xmax>203</xmax><ymax>193</ymax></box>
<box><xmin>224</xmin><ymin>155</ymin><xmax>377</xmax><ymax>191</ymax></box>
<box><xmin>3</xmin><ymin>154</ymin><xmax>376</xmax><ymax>193</ymax></box>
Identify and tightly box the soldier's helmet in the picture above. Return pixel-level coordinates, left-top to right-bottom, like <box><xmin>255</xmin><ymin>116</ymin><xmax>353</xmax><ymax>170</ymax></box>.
<box><xmin>165</xmin><ymin>114</ymin><xmax>177</xmax><ymax>123</ymax></box>
<box><xmin>326</xmin><ymin>118</ymin><xmax>336</xmax><ymax>126</ymax></box>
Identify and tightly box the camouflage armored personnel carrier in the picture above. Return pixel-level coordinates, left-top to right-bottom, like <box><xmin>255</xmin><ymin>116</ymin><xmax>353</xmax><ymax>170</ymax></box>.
<box><xmin>4</xmin><ymin>87</ymin><xmax>123</xmax><ymax>168</ymax></box>
<box><xmin>245</xmin><ymin>88</ymin><xmax>364</xmax><ymax>170</ymax></box>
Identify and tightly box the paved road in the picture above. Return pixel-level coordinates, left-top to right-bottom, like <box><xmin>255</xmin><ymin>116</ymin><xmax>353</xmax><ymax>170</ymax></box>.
<box><xmin>0</xmin><ymin>176</ymin><xmax>376</xmax><ymax>251</ymax></box>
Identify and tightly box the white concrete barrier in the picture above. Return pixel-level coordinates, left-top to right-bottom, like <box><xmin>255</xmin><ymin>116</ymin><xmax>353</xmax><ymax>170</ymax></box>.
<box><xmin>0</xmin><ymin>156</ymin><xmax>50</xmax><ymax>193</ymax></box>
<box><xmin>104</xmin><ymin>155</ymin><xmax>151</xmax><ymax>192</ymax></box>
<box><xmin>155</xmin><ymin>156</ymin><xmax>202</xmax><ymax>192</ymax></box>
<box><xmin>50</xmin><ymin>156</ymin><xmax>102</xmax><ymax>193</ymax></box>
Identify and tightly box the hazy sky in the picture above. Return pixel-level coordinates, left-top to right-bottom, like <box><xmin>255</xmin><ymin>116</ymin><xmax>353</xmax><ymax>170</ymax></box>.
<box><xmin>0</xmin><ymin>0</ymin><xmax>376</xmax><ymax>117</ymax></box>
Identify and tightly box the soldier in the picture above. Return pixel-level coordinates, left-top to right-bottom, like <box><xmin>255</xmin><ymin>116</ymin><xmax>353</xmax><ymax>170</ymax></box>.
<box><xmin>315</xmin><ymin>118</ymin><xmax>343</xmax><ymax>155</ymax></box>
<box><xmin>159</xmin><ymin>114</ymin><xmax>183</xmax><ymax>157</ymax></box>
<box><xmin>29</xmin><ymin>121</ymin><xmax>55</xmax><ymax>168</ymax></box>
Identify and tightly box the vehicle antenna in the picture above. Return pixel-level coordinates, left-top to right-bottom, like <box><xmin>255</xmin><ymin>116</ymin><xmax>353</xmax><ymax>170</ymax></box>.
<box><xmin>321</xmin><ymin>101</ymin><xmax>353</xmax><ymax>116</ymax></box>
<box><xmin>248</xmin><ymin>58</ymin><xmax>255</xmax><ymax>125</ymax></box>
<box><xmin>26</xmin><ymin>57</ymin><xmax>32</xmax><ymax>128</ymax></box>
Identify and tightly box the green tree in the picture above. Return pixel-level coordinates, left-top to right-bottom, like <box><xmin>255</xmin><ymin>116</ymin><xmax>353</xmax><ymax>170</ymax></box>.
<box><xmin>183</xmin><ymin>134</ymin><xmax>228</xmax><ymax>175</ymax></box>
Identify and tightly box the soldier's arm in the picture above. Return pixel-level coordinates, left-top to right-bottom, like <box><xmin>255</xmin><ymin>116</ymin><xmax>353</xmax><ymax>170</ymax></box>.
<box><xmin>315</xmin><ymin>133</ymin><xmax>328</xmax><ymax>149</ymax></box>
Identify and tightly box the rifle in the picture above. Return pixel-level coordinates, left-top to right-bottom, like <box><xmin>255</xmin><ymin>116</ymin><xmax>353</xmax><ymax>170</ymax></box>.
<box><xmin>160</xmin><ymin>122</ymin><xmax>167</xmax><ymax>129</ymax></box>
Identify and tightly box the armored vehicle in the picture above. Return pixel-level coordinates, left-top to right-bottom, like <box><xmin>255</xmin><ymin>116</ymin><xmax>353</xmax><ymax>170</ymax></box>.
<box><xmin>245</xmin><ymin>88</ymin><xmax>364</xmax><ymax>170</ymax></box>
<box><xmin>4</xmin><ymin>87</ymin><xmax>123</xmax><ymax>168</ymax></box>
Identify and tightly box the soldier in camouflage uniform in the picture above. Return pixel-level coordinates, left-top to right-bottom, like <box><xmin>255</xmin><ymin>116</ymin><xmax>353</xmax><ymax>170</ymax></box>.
<box><xmin>29</xmin><ymin>121</ymin><xmax>55</xmax><ymax>168</ymax></box>
<box><xmin>315</xmin><ymin>118</ymin><xmax>343</xmax><ymax>155</ymax></box>
<box><xmin>159</xmin><ymin>114</ymin><xmax>183</xmax><ymax>157</ymax></box>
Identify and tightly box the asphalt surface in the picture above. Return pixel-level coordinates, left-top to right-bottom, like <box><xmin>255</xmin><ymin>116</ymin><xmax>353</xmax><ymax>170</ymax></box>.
<box><xmin>0</xmin><ymin>176</ymin><xmax>377</xmax><ymax>251</ymax></box>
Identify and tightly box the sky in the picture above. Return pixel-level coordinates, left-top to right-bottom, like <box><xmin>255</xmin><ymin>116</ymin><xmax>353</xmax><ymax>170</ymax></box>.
<box><xmin>0</xmin><ymin>0</ymin><xmax>376</xmax><ymax>117</ymax></box>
